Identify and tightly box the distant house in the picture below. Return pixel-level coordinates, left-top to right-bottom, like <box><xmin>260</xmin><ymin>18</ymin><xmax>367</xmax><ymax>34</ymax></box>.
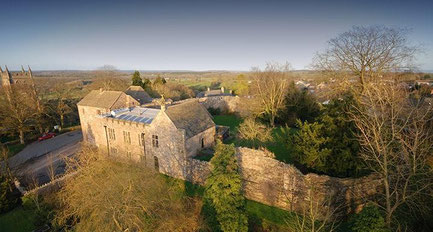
<box><xmin>415</xmin><ymin>80</ymin><xmax>433</xmax><ymax>86</ymax></box>
<box><xmin>196</xmin><ymin>86</ymin><xmax>233</xmax><ymax>98</ymax></box>
<box><xmin>125</xmin><ymin>85</ymin><xmax>153</xmax><ymax>105</ymax></box>
<box><xmin>295</xmin><ymin>80</ymin><xmax>310</xmax><ymax>91</ymax></box>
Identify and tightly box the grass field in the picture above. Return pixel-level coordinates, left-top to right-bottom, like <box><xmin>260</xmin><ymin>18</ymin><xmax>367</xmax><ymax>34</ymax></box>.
<box><xmin>0</xmin><ymin>207</ymin><xmax>36</xmax><ymax>232</ymax></box>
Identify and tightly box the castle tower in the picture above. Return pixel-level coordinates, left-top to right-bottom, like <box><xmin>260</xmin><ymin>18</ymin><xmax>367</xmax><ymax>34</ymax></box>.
<box><xmin>1</xmin><ymin>66</ymin><xmax>13</xmax><ymax>87</ymax></box>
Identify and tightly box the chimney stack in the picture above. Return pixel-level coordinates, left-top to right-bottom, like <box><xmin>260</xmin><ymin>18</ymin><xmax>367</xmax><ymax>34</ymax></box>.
<box><xmin>160</xmin><ymin>95</ymin><xmax>166</xmax><ymax>112</ymax></box>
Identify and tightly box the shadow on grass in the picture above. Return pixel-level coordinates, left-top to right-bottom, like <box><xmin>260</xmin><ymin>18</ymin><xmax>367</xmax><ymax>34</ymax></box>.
<box><xmin>0</xmin><ymin>206</ymin><xmax>36</xmax><ymax>232</ymax></box>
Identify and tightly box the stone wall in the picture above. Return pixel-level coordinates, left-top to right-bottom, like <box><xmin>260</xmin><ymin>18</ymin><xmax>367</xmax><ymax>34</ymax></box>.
<box><xmin>184</xmin><ymin>147</ymin><xmax>382</xmax><ymax>219</ymax></box>
<box><xmin>185</xmin><ymin>127</ymin><xmax>216</xmax><ymax>158</ymax></box>
<box><xmin>198</xmin><ymin>96</ymin><xmax>241</xmax><ymax>113</ymax></box>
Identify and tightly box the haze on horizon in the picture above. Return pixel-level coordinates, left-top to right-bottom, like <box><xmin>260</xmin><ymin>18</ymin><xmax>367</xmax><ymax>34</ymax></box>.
<box><xmin>1</xmin><ymin>0</ymin><xmax>432</xmax><ymax>71</ymax></box>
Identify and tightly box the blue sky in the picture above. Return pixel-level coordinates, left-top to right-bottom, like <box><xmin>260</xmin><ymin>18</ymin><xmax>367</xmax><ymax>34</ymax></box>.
<box><xmin>0</xmin><ymin>0</ymin><xmax>432</xmax><ymax>71</ymax></box>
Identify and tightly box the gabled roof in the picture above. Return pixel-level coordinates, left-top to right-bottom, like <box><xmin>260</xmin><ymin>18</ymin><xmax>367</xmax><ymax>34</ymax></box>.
<box><xmin>196</xmin><ymin>89</ymin><xmax>232</xmax><ymax>98</ymax></box>
<box><xmin>165</xmin><ymin>100</ymin><xmax>215</xmax><ymax>139</ymax></box>
<box><xmin>78</xmin><ymin>90</ymin><xmax>138</xmax><ymax>109</ymax></box>
<box><xmin>125</xmin><ymin>86</ymin><xmax>152</xmax><ymax>104</ymax></box>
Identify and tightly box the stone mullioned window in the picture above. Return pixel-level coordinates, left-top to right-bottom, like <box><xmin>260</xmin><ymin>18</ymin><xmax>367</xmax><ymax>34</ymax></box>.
<box><xmin>152</xmin><ymin>135</ymin><xmax>159</xmax><ymax>148</ymax></box>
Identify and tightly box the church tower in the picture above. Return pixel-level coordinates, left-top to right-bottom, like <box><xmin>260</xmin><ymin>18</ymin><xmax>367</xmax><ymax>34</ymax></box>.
<box><xmin>1</xmin><ymin>66</ymin><xmax>13</xmax><ymax>87</ymax></box>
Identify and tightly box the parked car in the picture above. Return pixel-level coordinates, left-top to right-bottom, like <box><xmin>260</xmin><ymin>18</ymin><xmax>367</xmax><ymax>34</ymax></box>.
<box><xmin>38</xmin><ymin>132</ymin><xmax>56</xmax><ymax>141</ymax></box>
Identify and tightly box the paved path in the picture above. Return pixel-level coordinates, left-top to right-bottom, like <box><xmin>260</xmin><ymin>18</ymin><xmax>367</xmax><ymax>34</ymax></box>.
<box><xmin>7</xmin><ymin>130</ymin><xmax>82</xmax><ymax>169</ymax></box>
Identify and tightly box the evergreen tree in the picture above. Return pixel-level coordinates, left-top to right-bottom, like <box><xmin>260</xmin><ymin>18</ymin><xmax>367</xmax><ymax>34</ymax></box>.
<box><xmin>0</xmin><ymin>175</ymin><xmax>21</xmax><ymax>213</ymax></box>
<box><xmin>279</xmin><ymin>82</ymin><xmax>321</xmax><ymax>126</ymax></box>
<box><xmin>205</xmin><ymin>142</ymin><xmax>248</xmax><ymax>232</ymax></box>
<box><xmin>292</xmin><ymin>120</ymin><xmax>331</xmax><ymax>173</ymax></box>
<box><xmin>154</xmin><ymin>75</ymin><xmax>167</xmax><ymax>85</ymax></box>
<box><xmin>131</xmin><ymin>71</ymin><xmax>143</xmax><ymax>86</ymax></box>
<box><xmin>348</xmin><ymin>204</ymin><xmax>390</xmax><ymax>232</ymax></box>
<box><xmin>287</xmin><ymin>92</ymin><xmax>362</xmax><ymax>177</ymax></box>
<box><xmin>142</xmin><ymin>78</ymin><xmax>151</xmax><ymax>89</ymax></box>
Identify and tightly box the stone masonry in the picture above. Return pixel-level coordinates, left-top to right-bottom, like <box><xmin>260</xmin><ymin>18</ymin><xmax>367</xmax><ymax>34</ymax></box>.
<box><xmin>184</xmin><ymin>147</ymin><xmax>382</xmax><ymax>219</ymax></box>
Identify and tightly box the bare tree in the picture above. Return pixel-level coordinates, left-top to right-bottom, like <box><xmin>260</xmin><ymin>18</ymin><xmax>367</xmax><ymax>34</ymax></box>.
<box><xmin>350</xmin><ymin>82</ymin><xmax>433</xmax><ymax>229</ymax></box>
<box><xmin>288</xmin><ymin>181</ymin><xmax>339</xmax><ymax>232</ymax></box>
<box><xmin>0</xmin><ymin>85</ymin><xmax>37</xmax><ymax>144</ymax></box>
<box><xmin>313</xmin><ymin>26</ymin><xmax>419</xmax><ymax>89</ymax></box>
<box><xmin>56</xmin><ymin>148</ymin><xmax>203</xmax><ymax>231</ymax></box>
<box><xmin>51</xmin><ymin>84</ymin><xmax>73</xmax><ymax>129</ymax></box>
<box><xmin>0</xmin><ymin>145</ymin><xmax>14</xmax><ymax>191</ymax></box>
<box><xmin>237</xmin><ymin>117</ymin><xmax>273</xmax><ymax>148</ymax></box>
<box><xmin>46</xmin><ymin>154</ymin><xmax>57</xmax><ymax>182</ymax></box>
<box><xmin>251</xmin><ymin>62</ymin><xmax>291</xmax><ymax>127</ymax></box>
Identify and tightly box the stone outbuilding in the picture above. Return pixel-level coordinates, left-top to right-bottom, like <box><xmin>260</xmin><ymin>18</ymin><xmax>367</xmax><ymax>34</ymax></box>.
<box><xmin>125</xmin><ymin>85</ymin><xmax>153</xmax><ymax>105</ymax></box>
<box><xmin>77</xmin><ymin>91</ymin><xmax>216</xmax><ymax>178</ymax></box>
<box><xmin>196</xmin><ymin>86</ymin><xmax>233</xmax><ymax>98</ymax></box>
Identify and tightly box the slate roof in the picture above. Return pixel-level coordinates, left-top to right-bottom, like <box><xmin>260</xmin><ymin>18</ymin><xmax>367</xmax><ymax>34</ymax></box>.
<box><xmin>196</xmin><ymin>89</ymin><xmax>232</xmax><ymax>98</ymax></box>
<box><xmin>125</xmin><ymin>86</ymin><xmax>152</xmax><ymax>104</ymax></box>
<box><xmin>77</xmin><ymin>90</ymin><xmax>127</xmax><ymax>109</ymax></box>
<box><xmin>165</xmin><ymin>100</ymin><xmax>215</xmax><ymax>139</ymax></box>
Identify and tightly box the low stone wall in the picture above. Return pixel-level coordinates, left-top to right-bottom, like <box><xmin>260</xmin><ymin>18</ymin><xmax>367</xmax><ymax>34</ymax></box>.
<box><xmin>185</xmin><ymin>147</ymin><xmax>382</xmax><ymax>219</ymax></box>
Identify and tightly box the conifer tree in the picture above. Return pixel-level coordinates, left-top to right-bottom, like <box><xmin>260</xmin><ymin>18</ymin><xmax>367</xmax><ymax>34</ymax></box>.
<box><xmin>205</xmin><ymin>142</ymin><xmax>248</xmax><ymax>232</ymax></box>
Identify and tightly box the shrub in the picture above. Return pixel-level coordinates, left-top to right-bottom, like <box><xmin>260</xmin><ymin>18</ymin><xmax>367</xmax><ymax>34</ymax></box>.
<box><xmin>348</xmin><ymin>204</ymin><xmax>390</xmax><ymax>232</ymax></box>
<box><xmin>238</xmin><ymin>118</ymin><xmax>273</xmax><ymax>149</ymax></box>
<box><xmin>0</xmin><ymin>175</ymin><xmax>21</xmax><ymax>213</ymax></box>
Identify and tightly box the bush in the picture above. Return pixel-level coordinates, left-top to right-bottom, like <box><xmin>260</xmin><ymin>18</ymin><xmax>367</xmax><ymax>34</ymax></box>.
<box><xmin>238</xmin><ymin>118</ymin><xmax>273</xmax><ymax>149</ymax></box>
<box><xmin>21</xmin><ymin>195</ymin><xmax>53</xmax><ymax>227</ymax></box>
<box><xmin>348</xmin><ymin>204</ymin><xmax>390</xmax><ymax>232</ymax></box>
<box><xmin>0</xmin><ymin>175</ymin><xmax>21</xmax><ymax>213</ymax></box>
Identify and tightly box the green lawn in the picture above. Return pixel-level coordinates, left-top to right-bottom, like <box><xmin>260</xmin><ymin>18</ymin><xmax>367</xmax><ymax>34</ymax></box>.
<box><xmin>179</xmin><ymin>178</ymin><xmax>294</xmax><ymax>230</ymax></box>
<box><xmin>246</xmin><ymin>200</ymin><xmax>295</xmax><ymax>228</ymax></box>
<box><xmin>0</xmin><ymin>207</ymin><xmax>36</xmax><ymax>232</ymax></box>
<box><xmin>212</xmin><ymin>114</ymin><xmax>297</xmax><ymax>163</ymax></box>
<box><xmin>212</xmin><ymin>114</ymin><xmax>243</xmax><ymax>134</ymax></box>
<box><xmin>6</xmin><ymin>143</ymin><xmax>26</xmax><ymax>158</ymax></box>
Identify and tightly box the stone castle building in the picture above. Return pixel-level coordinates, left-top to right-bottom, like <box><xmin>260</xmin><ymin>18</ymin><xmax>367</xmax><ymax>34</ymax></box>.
<box><xmin>78</xmin><ymin>89</ymin><xmax>216</xmax><ymax>178</ymax></box>
<box><xmin>78</xmin><ymin>89</ymin><xmax>380</xmax><ymax>218</ymax></box>
<box><xmin>1</xmin><ymin>65</ymin><xmax>34</xmax><ymax>87</ymax></box>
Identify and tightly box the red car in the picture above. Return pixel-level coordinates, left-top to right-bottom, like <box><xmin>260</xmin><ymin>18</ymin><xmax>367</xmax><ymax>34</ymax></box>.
<box><xmin>38</xmin><ymin>132</ymin><xmax>56</xmax><ymax>141</ymax></box>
